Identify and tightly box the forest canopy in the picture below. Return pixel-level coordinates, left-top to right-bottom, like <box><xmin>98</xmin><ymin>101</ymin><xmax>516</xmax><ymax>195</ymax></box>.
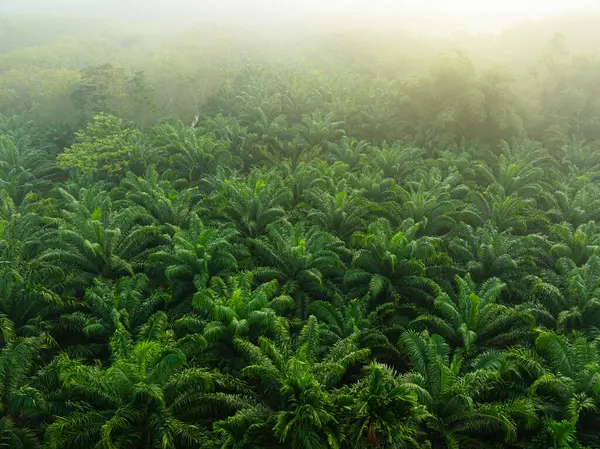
<box><xmin>2</xmin><ymin>8</ymin><xmax>600</xmax><ymax>449</ymax></box>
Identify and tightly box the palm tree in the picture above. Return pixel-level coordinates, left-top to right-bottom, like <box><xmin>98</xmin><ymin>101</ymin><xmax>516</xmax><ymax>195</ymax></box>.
<box><xmin>250</xmin><ymin>221</ymin><xmax>347</xmax><ymax>320</ymax></box>
<box><xmin>399</xmin><ymin>330</ymin><xmax>536</xmax><ymax>448</ymax></box>
<box><xmin>445</xmin><ymin>224</ymin><xmax>542</xmax><ymax>285</ymax></box>
<box><xmin>556</xmin><ymin>256</ymin><xmax>600</xmax><ymax>333</ymax></box>
<box><xmin>369</xmin><ymin>142</ymin><xmax>425</xmax><ymax>182</ymax></box>
<box><xmin>525</xmin><ymin>256</ymin><xmax>600</xmax><ymax>335</ymax></box>
<box><xmin>118</xmin><ymin>167</ymin><xmax>201</xmax><ymax>231</ymax></box>
<box><xmin>213</xmin><ymin>402</ymin><xmax>279</xmax><ymax>449</ymax></box>
<box><xmin>71</xmin><ymin>274</ymin><xmax>168</xmax><ymax>349</ymax></box>
<box><xmin>40</xmin><ymin>188</ymin><xmax>168</xmax><ymax>282</ymax></box>
<box><xmin>459</xmin><ymin>188</ymin><xmax>533</xmax><ymax>234</ymax></box>
<box><xmin>281</xmin><ymin>158</ymin><xmax>343</xmax><ymax>210</ymax></box>
<box><xmin>557</xmin><ymin>139</ymin><xmax>600</xmax><ymax>178</ymax></box>
<box><xmin>0</xmin><ymin>333</ymin><xmax>47</xmax><ymax>449</ymax></box>
<box><xmin>393</xmin><ymin>181</ymin><xmax>458</xmax><ymax>237</ymax></box>
<box><xmin>411</xmin><ymin>274</ymin><xmax>534</xmax><ymax>358</ymax></box>
<box><xmin>193</xmin><ymin>272</ymin><xmax>292</xmax><ymax>364</ymax></box>
<box><xmin>151</xmin><ymin>121</ymin><xmax>236</xmax><ymax>183</ymax></box>
<box><xmin>281</xmin><ymin>79</ymin><xmax>325</xmax><ymax>124</ymax></box>
<box><xmin>295</xmin><ymin>111</ymin><xmax>345</xmax><ymax>152</ymax></box>
<box><xmin>304</xmin><ymin>188</ymin><xmax>366</xmax><ymax>243</ymax></box>
<box><xmin>218</xmin><ymin>174</ymin><xmax>292</xmax><ymax>239</ymax></box>
<box><xmin>0</xmin><ymin>268</ymin><xmax>65</xmax><ymax>341</ymax></box>
<box><xmin>0</xmin><ymin>190</ymin><xmax>59</xmax><ymax>280</ymax></box>
<box><xmin>497</xmin><ymin>152</ymin><xmax>551</xmax><ymax>200</ymax></box>
<box><xmin>536</xmin><ymin>416</ymin><xmax>587</xmax><ymax>449</ymax></box>
<box><xmin>238</xmin><ymin>91</ymin><xmax>285</xmax><ymax>129</ymax></box>
<box><xmin>434</xmin><ymin>145</ymin><xmax>495</xmax><ymax>188</ymax></box>
<box><xmin>308</xmin><ymin>297</ymin><xmax>370</xmax><ymax>343</ymax></box>
<box><xmin>241</xmin><ymin>107</ymin><xmax>291</xmax><ymax>164</ymax></box>
<box><xmin>326</xmin><ymin>137</ymin><xmax>369</xmax><ymax>170</ymax></box>
<box><xmin>548</xmin><ymin>221</ymin><xmax>600</xmax><ymax>267</ymax></box>
<box><xmin>150</xmin><ymin>216</ymin><xmax>241</xmax><ymax>304</ymax></box>
<box><xmin>0</xmin><ymin>131</ymin><xmax>64</xmax><ymax>204</ymax></box>
<box><xmin>0</xmin><ymin>416</ymin><xmax>40</xmax><ymax>449</ymax></box>
<box><xmin>200</xmin><ymin>114</ymin><xmax>260</xmax><ymax>169</ymax></box>
<box><xmin>346</xmin><ymin>84</ymin><xmax>397</xmax><ymax>143</ymax></box>
<box><xmin>524</xmin><ymin>330</ymin><xmax>600</xmax><ymax>447</ymax></box>
<box><xmin>344</xmin><ymin>218</ymin><xmax>441</xmax><ymax>314</ymax></box>
<box><xmin>546</xmin><ymin>182</ymin><xmax>600</xmax><ymax>227</ymax></box>
<box><xmin>347</xmin><ymin>167</ymin><xmax>400</xmax><ymax>205</ymax></box>
<box><xmin>0</xmin><ymin>197</ymin><xmax>70</xmax><ymax>342</ymax></box>
<box><xmin>234</xmin><ymin>316</ymin><xmax>370</xmax><ymax>448</ymax></box>
<box><xmin>339</xmin><ymin>362</ymin><xmax>429</xmax><ymax>448</ymax></box>
<box><xmin>308</xmin><ymin>296</ymin><xmax>406</xmax><ymax>370</ymax></box>
<box><xmin>46</xmin><ymin>324</ymin><xmax>246</xmax><ymax>449</ymax></box>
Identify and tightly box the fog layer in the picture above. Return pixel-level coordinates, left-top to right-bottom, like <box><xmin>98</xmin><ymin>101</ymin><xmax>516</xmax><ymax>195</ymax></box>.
<box><xmin>2</xmin><ymin>0</ymin><xmax>599</xmax><ymax>33</ymax></box>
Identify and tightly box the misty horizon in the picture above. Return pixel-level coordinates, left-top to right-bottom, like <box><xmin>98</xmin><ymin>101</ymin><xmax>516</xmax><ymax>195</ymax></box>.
<box><xmin>1</xmin><ymin>0</ymin><xmax>600</xmax><ymax>35</ymax></box>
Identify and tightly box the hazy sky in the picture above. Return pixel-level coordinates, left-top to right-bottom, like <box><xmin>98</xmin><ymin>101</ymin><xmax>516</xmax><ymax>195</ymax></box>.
<box><xmin>1</xmin><ymin>0</ymin><xmax>599</xmax><ymax>33</ymax></box>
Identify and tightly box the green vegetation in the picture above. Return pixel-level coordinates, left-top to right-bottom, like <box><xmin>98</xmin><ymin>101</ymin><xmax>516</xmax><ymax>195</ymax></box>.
<box><xmin>3</xmin><ymin>12</ymin><xmax>600</xmax><ymax>448</ymax></box>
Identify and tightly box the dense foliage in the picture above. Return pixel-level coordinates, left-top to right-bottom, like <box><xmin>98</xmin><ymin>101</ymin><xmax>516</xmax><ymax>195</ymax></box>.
<box><xmin>3</xmin><ymin>13</ymin><xmax>600</xmax><ymax>449</ymax></box>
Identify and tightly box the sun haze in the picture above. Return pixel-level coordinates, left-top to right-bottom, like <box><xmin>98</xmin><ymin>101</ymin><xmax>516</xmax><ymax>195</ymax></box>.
<box><xmin>2</xmin><ymin>0</ymin><xmax>599</xmax><ymax>33</ymax></box>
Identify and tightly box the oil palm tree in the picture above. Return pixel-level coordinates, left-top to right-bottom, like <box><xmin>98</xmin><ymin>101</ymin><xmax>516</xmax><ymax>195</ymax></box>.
<box><xmin>344</xmin><ymin>218</ymin><xmax>441</xmax><ymax>313</ymax></box>
<box><xmin>151</xmin><ymin>121</ymin><xmax>235</xmax><ymax>183</ymax></box>
<box><xmin>46</xmin><ymin>325</ymin><xmax>246</xmax><ymax>449</ymax></box>
<box><xmin>218</xmin><ymin>175</ymin><xmax>292</xmax><ymax>239</ymax></box>
<box><xmin>74</xmin><ymin>274</ymin><xmax>168</xmax><ymax>343</ymax></box>
<box><xmin>308</xmin><ymin>296</ymin><xmax>405</xmax><ymax>369</ymax></box>
<box><xmin>200</xmin><ymin>114</ymin><xmax>259</xmax><ymax>169</ymax></box>
<box><xmin>234</xmin><ymin>316</ymin><xmax>370</xmax><ymax>449</ymax></box>
<box><xmin>326</xmin><ymin>137</ymin><xmax>369</xmax><ymax>170</ymax></box>
<box><xmin>118</xmin><ymin>167</ymin><xmax>201</xmax><ymax>231</ymax></box>
<box><xmin>459</xmin><ymin>188</ymin><xmax>533</xmax><ymax>234</ymax></box>
<box><xmin>150</xmin><ymin>216</ymin><xmax>241</xmax><ymax>303</ymax></box>
<box><xmin>250</xmin><ymin>221</ymin><xmax>347</xmax><ymax>320</ymax></box>
<box><xmin>346</xmin><ymin>168</ymin><xmax>399</xmax><ymax>204</ymax></box>
<box><xmin>399</xmin><ymin>330</ymin><xmax>536</xmax><ymax>448</ymax></box>
<box><xmin>369</xmin><ymin>142</ymin><xmax>425</xmax><ymax>182</ymax></box>
<box><xmin>445</xmin><ymin>224</ymin><xmax>542</xmax><ymax>285</ymax></box>
<box><xmin>0</xmin><ymin>333</ymin><xmax>47</xmax><ymax>449</ymax></box>
<box><xmin>497</xmin><ymin>153</ymin><xmax>551</xmax><ymax>200</ymax></box>
<box><xmin>339</xmin><ymin>362</ymin><xmax>429</xmax><ymax>448</ymax></box>
<box><xmin>295</xmin><ymin>110</ymin><xmax>345</xmax><ymax>152</ymax></box>
<box><xmin>384</xmin><ymin>171</ymin><xmax>460</xmax><ymax>236</ymax></box>
<box><xmin>193</xmin><ymin>271</ymin><xmax>293</xmax><ymax>359</ymax></box>
<box><xmin>548</xmin><ymin>221</ymin><xmax>600</xmax><ymax>267</ymax></box>
<box><xmin>0</xmin><ymin>131</ymin><xmax>64</xmax><ymax>204</ymax></box>
<box><xmin>546</xmin><ymin>182</ymin><xmax>600</xmax><ymax>227</ymax></box>
<box><xmin>0</xmin><ymin>190</ymin><xmax>59</xmax><ymax>281</ymax></box>
<box><xmin>0</xmin><ymin>268</ymin><xmax>64</xmax><ymax>340</ymax></box>
<box><xmin>40</xmin><ymin>188</ymin><xmax>168</xmax><ymax>282</ymax></box>
<box><xmin>411</xmin><ymin>274</ymin><xmax>534</xmax><ymax>358</ymax></box>
<box><xmin>304</xmin><ymin>189</ymin><xmax>367</xmax><ymax>243</ymax></box>
<box><xmin>526</xmin><ymin>330</ymin><xmax>600</xmax><ymax>447</ymax></box>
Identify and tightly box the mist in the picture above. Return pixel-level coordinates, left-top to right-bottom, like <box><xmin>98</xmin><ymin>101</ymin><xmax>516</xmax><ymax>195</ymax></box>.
<box><xmin>2</xmin><ymin>0</ymin><xmax>599</xmax><ymax>34</ymax></box>
<box><xmin>3</xmin><ymin>0</ymin><xmax>600</xmax><ymax>447</ymax></box>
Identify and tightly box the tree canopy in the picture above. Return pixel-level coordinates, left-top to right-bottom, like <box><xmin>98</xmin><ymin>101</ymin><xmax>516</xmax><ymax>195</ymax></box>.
<box><xmin>2</xmin><ymin>12</ymin><xmax>600</xmax><ymax>449</ymax></box>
